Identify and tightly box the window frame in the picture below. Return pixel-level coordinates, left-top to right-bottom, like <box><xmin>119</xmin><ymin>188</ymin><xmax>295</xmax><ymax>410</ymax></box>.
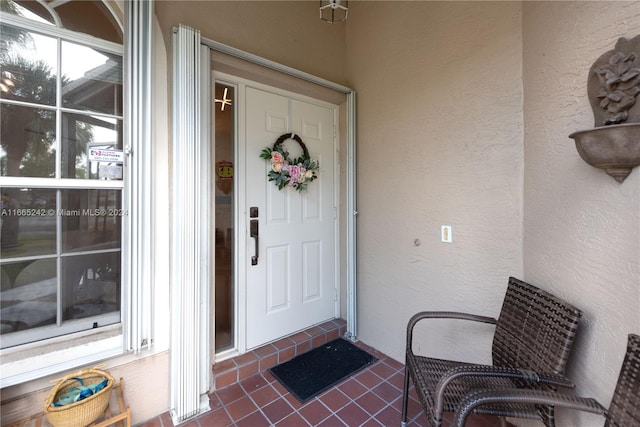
<box><xmin>0</xmin><ymin>0</ymin><xmax>152</xmax><ymax>386</ymax></box>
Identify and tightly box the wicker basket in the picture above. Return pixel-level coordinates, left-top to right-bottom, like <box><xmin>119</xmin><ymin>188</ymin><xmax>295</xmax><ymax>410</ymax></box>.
<box><xmin>44</xmin><ymin>368</ymin><xmax>114</xmax><ymax>427</ymax></box>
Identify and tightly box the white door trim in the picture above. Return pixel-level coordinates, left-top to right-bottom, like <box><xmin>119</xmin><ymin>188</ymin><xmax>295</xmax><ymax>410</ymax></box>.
<box><xmin>204</xmin><ymin>38</ymin><xmax>358</xmax><ymax>346</ymax></box>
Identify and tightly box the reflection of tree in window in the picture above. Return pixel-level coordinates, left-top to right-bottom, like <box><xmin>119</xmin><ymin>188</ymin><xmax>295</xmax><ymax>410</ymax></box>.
<box><xmin>0</xmin><ymin>0</ymin><xmax>124</xmax><ymax>347</ymax></box>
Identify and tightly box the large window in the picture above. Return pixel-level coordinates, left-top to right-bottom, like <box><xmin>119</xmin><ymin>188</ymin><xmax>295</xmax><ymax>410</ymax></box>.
<box><xmin>0</xmin><ymin>0</ymin><xmax>124</xmax><ymax>348</ymax></box>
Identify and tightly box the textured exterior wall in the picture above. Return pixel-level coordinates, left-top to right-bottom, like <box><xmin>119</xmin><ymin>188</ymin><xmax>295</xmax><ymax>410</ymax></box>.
<box><xmin>154</xmin><ymin>1</ymin><xmax>347</xmax><ymax>86</ymax></box>
<box><xmin>522</xmin><ymin>2</ymin><xmax>640</xmax><ymax>426</ymax></box>
<box><xmin>346</xmin><ymin>2</ymin><xmax>524</xmax><ymax>364</ymax></box>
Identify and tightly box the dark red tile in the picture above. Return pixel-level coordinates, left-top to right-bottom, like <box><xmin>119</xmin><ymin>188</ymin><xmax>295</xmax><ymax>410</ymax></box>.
<box><xmin>383</xmin><ymin>356</ymin><xmax>404</xmax><ymax>371</ymax></box>
<box><xmin>336</xmin><ymin>402</ymin><xmax>369</xmax><ymax>426</ymax></box>
<box><xmin>279</xmin><ymin>346</ymin><xmax>296</xmax><ymax>363</ymax></box>
<box><xmin>259</xmin><ymin>353</ymin><xmax>278</xmax><ymax>371</ymax></box>
<box><xmin>235</xmin><ymin>410</ymin><xmax>271</xmax><ymax>427</ymax></box>
<box><xmin>253</xmin><ymin>343</ymin><xmax>278</xmax><ymax>358</ymax></box>
<box><xmin>149</xmin><ymin>321</ymin><xmax>437</xmax><ymax>427</ymax></box>
<box><xmin>262</xmin><ymin>370</ymin><xmax>277</xmax><ymax>383</ymax></box>
<box><xmin>355</xmin><ymin>391</ymin><xmax>386</xmax><ymax>416</ymax></box>
<box><xmin>400</xmin><ymin>394</ymin><xmax>424</xmax><ymax>419</ymax></box>
<box><xmin>326</xmin><ymin>329</ymin><xmax>340</xmax><ymax>341</ymax></box>
<box><xmin>361</xmin><ymin>418</ymin><xmax>384</xmax><ymax>427</ymax></box>
<box><xmin>407</xmin><ymin>410</ymin><xmax>429</xmax><ymax>426</ymax></box>
<box><xmin>283</xmin><ymin>391</ymin><xmax>305</xmax><ymax>410</ymax></box>
<box><xmin>215</xmin><ymin>383</ymin><xmax>245</xmax><ymax>405</ymax></box>
<box><xmin>275</xmin><ymin>411</ymin><xmax>310</xmax><ymax>426</ymax></box>
<box><xmin>318</xmin><ymin>388</ymin><xmax>350</xmax><ymax>412</ymax></box>
<box><xmin>388</xmin><ymin>371</ymin><xmax>405</xmax><ymax>390</ymax></box>
<box><xmin>241</xmin><ymin>373</ymin><xmax>267</xmax><ymax>392</ymax></box>
<box><xmin>160</xmin><ymin>412</ymin><xmax>174</xmax><ymax>427</ymax></box>
<box><xmin>136</xmin><ymin>417</ymin><xmax>162</xmax><ymax>427</ymax></box>
<box><xmin>271</xmin><ymin>378</ymin><xmax>290</xmax><ymax>395</ymax></box>
<box><xmin>225</xmin><ymin>395</ymin><xmax>258</xmax><ymax>422</ymax></box>
<box><xmin>234</xmin><ymin>352</ymin><xmax>258</xmax><ymax>367</ymax></box>
<box><xmin>337</xmin><ymin>378</ymin><xmax>367</xmax><ymax>399</ymax></box>
<box><xmin>354</xmin><ymin>369</ymin><xmax>384</xmax><ymax>389</ymax></box>
<box><xmin>316</xmin><ymin>415</ymin><xmax>347</xmax><ymax>426</ymax></box>
<box><xmin>290</xmin><ymin>331</ymin><xmax>311</xmax><ymax>343</ymax></box>
<box><xmin>195</xmin><ymin>407</ymin><xmax>232</xmax><ymax>427</ymax></box>
<box><xmin>296</xmin><ymin>340</ymin><xmax>312</xmax><ymax>354</ymax></box>
<box><xmin>312</xmin><ymin>333</ymin><xmax>327</xmax><ymax>348</ymax></box>
<box><xmin>272</xmin><ymin>337</ymin><xmax>295</xmax><ymax>350</ymax></box>
<box><xmin>370</xmin><ymin>361</ymin><xmax>397</xmax><ymax>380</ymax></box>
<box><xmin>372</xmin><ymin>381</ymin><xmax>402</xmax><ymax>403</ymax></box>
<box><xmin>372</xmin><ymin>404</ymin><xmax>401</xmax><ymax>426</ymax></box>
<box><xmin>213</xmin><ymin>359</ymin><xmax>236</xmax><ymax>374</ymax></box>
<box><xmin>305</xmin><ymin>326</ymin><xmax>325</xmax><ymax>338</ymax></box>
<box><xmin>238</xmin><ymin>360</ymin><xmax>258</xmax><ymax>380</ymax></box>
<box><xmin>262</xmin><ymin>398</ymin><xmax>295</xmax><ymax>424</ymax></box>
<box><xmin>250</xmin><ymin>384</ymin><xmax>280</xmax><ymax>407</ymax></box>
<box><xmin>299</xmin><ymin>400</ymin><xmax>332</xmax><ymax>425</ymax></box>
<box><xmin>214</xmin><ymin>369</ymin><xmax>238</xmax><ymax>389</ymax></box>
<box><xmin>317</xmin><ymin>320</ymin><xmax>338</xmax><ymax>332</ymax></box>
<box><xmin>208</xmin><ymin>392</ymin><xmax>223</xmax><ymax>411</ymax></box>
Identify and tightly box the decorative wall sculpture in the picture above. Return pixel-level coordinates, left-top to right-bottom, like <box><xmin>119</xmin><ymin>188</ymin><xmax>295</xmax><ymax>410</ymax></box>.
<box><xmin>570</xmin><ymin>35</ymin><xmax>640</xmax><ymax>183</ymax></box>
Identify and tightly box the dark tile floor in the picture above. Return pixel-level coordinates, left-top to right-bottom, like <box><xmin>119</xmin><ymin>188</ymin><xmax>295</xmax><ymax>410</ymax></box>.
<box><xmin>137</xmin><ymin>339</ymin><xmax>508</xmax><ymax>427</ymax></box>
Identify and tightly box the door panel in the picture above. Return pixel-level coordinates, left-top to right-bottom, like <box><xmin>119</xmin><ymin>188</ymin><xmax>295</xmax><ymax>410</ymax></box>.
<box><xmin>245</xmin><ymin>86</ymin><xmax>336</xmax><ymax>350</ymax></box>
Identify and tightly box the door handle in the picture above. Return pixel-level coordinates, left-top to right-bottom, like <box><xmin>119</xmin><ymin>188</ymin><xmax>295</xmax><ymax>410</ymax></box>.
<box><xmin>250</xmin><ymin>219</ymin><xmax>259</xmax><ymax>265</ymax></box>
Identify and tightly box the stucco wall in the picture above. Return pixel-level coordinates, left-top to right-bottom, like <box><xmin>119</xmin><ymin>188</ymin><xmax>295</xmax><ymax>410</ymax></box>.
<box><xmin>154</xmin><ymin>1</ymin><xmax>347</xmax><ymax>86</ymax></box>
<box><xmin>522</xmin><ymin>2</ymin><xmax>640</xmax><ymax>426</ymax></box>
<box><xmin>346</xmin><ymin>1</ymin><xmax>525</xmax><ymax>364</ymax></box>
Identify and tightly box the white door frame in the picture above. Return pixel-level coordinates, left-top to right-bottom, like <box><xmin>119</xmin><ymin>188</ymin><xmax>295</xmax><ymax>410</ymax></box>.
<box><xmin>204</xmin><ymin>38</ymin><xmax>358</xmax><ymax>351</ymax></box>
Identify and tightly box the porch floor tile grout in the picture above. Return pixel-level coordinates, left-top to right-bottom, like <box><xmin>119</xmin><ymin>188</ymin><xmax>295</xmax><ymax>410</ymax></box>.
<box><xmin>137</xmin><ymin>319</ymin><xmax>509</xmax><ymax>427</ymax></box>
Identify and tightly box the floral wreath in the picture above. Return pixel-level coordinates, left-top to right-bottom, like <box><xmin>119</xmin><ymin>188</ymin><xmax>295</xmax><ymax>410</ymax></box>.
<box><xmin>259</xmin><ymin>133</ymin><xmax>319</xmax><ymax>192</ymax></box>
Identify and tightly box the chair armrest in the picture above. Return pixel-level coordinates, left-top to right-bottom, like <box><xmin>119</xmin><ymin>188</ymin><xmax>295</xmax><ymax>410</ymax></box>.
<box><xmin>452</xmin><ymin>389</ymin><xmax>606</xmax><ymax>427</ymax></box>
<box><xmin>434</xmin><ymin>365</ymin><xmax>575</xmax><ymax>418</ymax></box>
<box><xmin>406</xmin><ymin>311</ymin><xmax>497</xmax><ymax>352</ymax></box>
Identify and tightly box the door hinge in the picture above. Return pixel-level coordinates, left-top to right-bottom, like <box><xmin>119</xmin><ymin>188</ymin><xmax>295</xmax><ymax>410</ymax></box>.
<box><xmin>333</xmin><ymin>288</ymin><xmax>338</xmax><ymax>302</ymax></box>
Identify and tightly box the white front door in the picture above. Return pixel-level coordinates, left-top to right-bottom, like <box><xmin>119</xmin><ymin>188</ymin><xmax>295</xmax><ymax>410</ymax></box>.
<box><xmin>245</xmin><ymin>86</ymin><xmax>338</xmax><ymax>350</ymax></box>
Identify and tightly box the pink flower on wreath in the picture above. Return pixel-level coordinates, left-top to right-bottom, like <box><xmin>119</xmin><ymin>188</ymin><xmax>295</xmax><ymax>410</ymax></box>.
<box><xmin>288</xmin><ymin>164</ymin><xmax>301</xmax><ymax>184</ymax></box>
<box><xmin>271</xmin><ymin>151</ymin><xmax>284</xmax><ymax>172</ymax></box>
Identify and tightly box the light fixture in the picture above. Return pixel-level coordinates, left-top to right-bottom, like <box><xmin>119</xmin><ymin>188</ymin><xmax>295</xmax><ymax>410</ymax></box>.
<box><xmin>320</xmin><ymin>0</ymin><xmax>348</xmax><ymax>23</ymax></box>
<box><xmin>214</xmin><ymin>87</ymin><xmax>232</xmax><ymax>112</ymax></box>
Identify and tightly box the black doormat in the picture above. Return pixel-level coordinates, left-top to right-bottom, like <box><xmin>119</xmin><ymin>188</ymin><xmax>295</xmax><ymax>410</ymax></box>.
<box><xmin>269</xmin><ymin>338</ymin><xmax>378</xmax><ymax>403</ymax></box>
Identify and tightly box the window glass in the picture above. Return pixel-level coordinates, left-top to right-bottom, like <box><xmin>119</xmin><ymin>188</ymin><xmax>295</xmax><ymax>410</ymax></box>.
<box><xmin>0</xmin><ymin>258</ymin><xmax>57</xmax><ymax>334</ymax></box>
<box><xmin>60</xmin><ymin>113</ymin><xmax>122</xmax><ymax>179</ymax></box>
<box><xmin>0</xmin><ymin>188</ymin><xmax>56</xmax><ymax>258</ymax></box>
<box><xmin>61</xmin><ymin>189</ymin><xmax>122</xmax><ymax>251</ymax></box>
<box><xmin>61</xmin><ymin>251</ymin><xmax>120</xmax><ymax>322</ymax></box>
<box><xmin>0</xmin><ymin>26</ymin><xmax>58</xmax><ymax>106</ymax></box>
<box><xmin>215</xmin><ymin>83</ymin><xmax>236</xmax><ymax>353</ymax></box>
<box><xmin>62</xmin><ymin>42</ymin><xmax>123</xmax><ymax>115</ymax></box>
<box><xmin>0</xmin><ymin>104</ymin><xmax>56</xmax><ymax>177</ymax></box>
<box><xmin>2</xmin><ymin>1</ymin><xmax>54</xmax><ymax>25</ymax></box>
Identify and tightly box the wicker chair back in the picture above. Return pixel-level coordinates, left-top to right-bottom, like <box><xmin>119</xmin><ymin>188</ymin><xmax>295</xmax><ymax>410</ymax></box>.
<box><xmin>606</xmin><ymin>333</ymin><xmax>640</xmax><ymax>426</ymax></box>
<box><xmin>492</xmin><ymin>277</ymin><xmax>582</xmax><ymax>376</ymax></box>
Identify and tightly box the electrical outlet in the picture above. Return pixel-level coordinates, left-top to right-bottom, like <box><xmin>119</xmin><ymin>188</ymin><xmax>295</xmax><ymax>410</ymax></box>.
<box><xmin>441</xmin><ymin>225</ymin><xmax>452</xmax><ymax>243</ymax></box>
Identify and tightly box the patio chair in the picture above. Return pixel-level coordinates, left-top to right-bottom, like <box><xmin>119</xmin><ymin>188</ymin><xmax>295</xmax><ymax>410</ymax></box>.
<box><xmin>452</xmin><ymin>333</ymin><xmax>640</xmax><ymax>427</ymax></box>
<box><xmin>401</xmin><ymin>276</ymin><xmax>583</xmax><ymax>427</ymax></box>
